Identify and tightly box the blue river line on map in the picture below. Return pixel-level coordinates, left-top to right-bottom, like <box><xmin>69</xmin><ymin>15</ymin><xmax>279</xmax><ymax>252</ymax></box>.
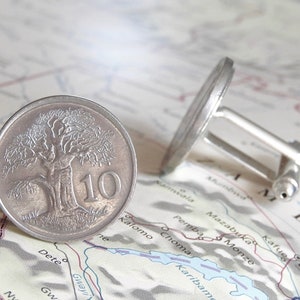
<box><xmin>106</xmin><ymin>247</ymin><xmax>268</xmax><ymax>299</ymax></box>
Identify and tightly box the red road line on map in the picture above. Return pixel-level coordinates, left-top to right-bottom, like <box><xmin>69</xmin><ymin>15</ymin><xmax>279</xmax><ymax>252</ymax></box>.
<box><xmin>125</xmin><ymin>210</ymin><xmax>217</xmax><ymax>242</ymax></box>
<box><xmin>208</xmin><ymin>168</ymin><xmax>297</xmax><ymax>254</ymax></box>
<box><xmin>125</xmin><ymin>211</ymin><xmax>257</xmax><ymax>245</ymax></box>
<box><xmin>125</xmin><ymin>209</ymin><xmax>286</xmax><ymax>266</ymax></box>
<box><xmin>65</xmin><ymin>243</ymin><xmax>85</xmax><ymax>271</ymax></box>
<box><xmin>232</xmin><ymin>74</ymin><xmax>268</xmax><ymax>91</ymax></box>
<box><xmin>249</xmin><ymin>197</ymin><xmax>296</xmax><ymax>253</ymax></box>
<box><xmin>124</xmin><ymin>211</ymin><xmax>201</xmax><ymax>241</ymax></box>
<box><xmin>123</xmin><ymin>209</ymin><xmax>298</xmax><ymax>298</ymax></box>
<box><xmin>207</xmin><ymin>169</ymin><xmax>298</xmax><ymax>298</ymax></box>
<box><xmin>277</xmin><ymin>257</ymin><xmax>296</xmax><ymax>298</ymax></box>
<box><xmin>126</xmin><ymin>210</ymin><xmax>288</xmax><ymax>269</ymax></box>
<box><xmin>70</xmin><ymin>59</ymin><xmax>300</xmax><ymax>105</ymax></box>
<box><xmin>232</xmin><ymin>72</ymin><xmax>300</xmax><ymax>101</ymax></box>
<box><xmin>0</xmin><ymin>65</ymin><xmax>76</xmax><ymax>88</ymax></box>
<box><xmin>252</xmin><ymin>242</ymin><xmax>284</xmax><ymax>269</ymax></box>
<box><xmin>178</xmin><ymin>90</ymin><xmax>198</xmax><ymax>102</ymax></box>
<box><xmin>294</xmin><ymin>103</ymin><xmax>300</xmax><ymax>113</ymax></box>
<box><xmin>125</xmin><ymin>209</ymin><xmax>297</xmax><ymax>297</ymax></box>
<box><xmin>65</xmin><ymin>243</ymin><xmax>102</xmax><ymax>296</ymax></box>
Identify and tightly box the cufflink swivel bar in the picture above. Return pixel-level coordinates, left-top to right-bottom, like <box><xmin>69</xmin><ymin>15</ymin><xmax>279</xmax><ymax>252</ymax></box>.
<box><xmin>204</xmin><ymin>108</ymin><xmax>300</xmax><ymax>200</ymax></box>
<box><xmin>161</xmin><ymin>57</ymin><xmax>300</xmax><ymax>201</ymax></box>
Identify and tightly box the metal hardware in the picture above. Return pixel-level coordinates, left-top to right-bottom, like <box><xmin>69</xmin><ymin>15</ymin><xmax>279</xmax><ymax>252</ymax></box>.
<box><xmin>161</xmin><ymin>57</ymin><xmax>300</xmax><ymax>200</ymax></box>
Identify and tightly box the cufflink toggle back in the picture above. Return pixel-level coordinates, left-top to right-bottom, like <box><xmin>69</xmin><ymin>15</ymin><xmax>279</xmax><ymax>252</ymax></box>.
<box><xmin>161</xmin><ymin>57</ymin><xmax>300</xmax><ymax>201</ymax></box>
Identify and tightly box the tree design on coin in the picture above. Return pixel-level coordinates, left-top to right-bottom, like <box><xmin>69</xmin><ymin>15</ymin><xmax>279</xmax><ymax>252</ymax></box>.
<box><xmin>3</xmin><ymin>108</ymin><xmax>114</xmax><ymax>231</ymax></box>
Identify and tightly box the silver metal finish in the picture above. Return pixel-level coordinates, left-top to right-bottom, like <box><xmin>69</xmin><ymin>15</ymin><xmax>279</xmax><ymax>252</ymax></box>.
<box><xmin>204</xmin><ymin>132</ymin><xmax>276</xmax><ymax>181</ymax></box>
<box><xmin>272</xmin><ymin>142</ymin><xmax>300</xmax><ymax>201</ymax></box>
<box><xmin>273</xmin><ymin>161</ymin><xmax>299</xmax><ymax>201</ymax></box>
<box><xmin>214</xmin><ymin>107</ymin><xmax>300</xmax><ymax>166</ymax></box>
<box><xmin>161</xmin><ymin>57</ymin><xmax>234</xmax><ymax>174</ymax></box>
<box><xmin>0</xmin><ymin>95</ymin><xmax>137</xmax><ymax>241</ymax></box>
<box><xmin>161</xmin><ymin>57</ymin><xmax>300</xmax><ymax>200</ymax></box>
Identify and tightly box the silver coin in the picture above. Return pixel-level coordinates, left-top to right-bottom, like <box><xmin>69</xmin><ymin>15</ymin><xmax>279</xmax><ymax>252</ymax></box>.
<box><xmin>161</xmin><ymin>57</ymin><xmax>234</xmax><ymax>174</ymax></box>
<box><xmin>0</xmin><ymin>95</ymin><xmax>137</xmax><ymax>241</ymax></box>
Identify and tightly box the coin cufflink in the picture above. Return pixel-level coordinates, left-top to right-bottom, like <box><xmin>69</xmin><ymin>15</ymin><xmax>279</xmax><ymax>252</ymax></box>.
<box><xmin>0</xmin><ymin>95</ymin><xmax>137</xmax><ymax>241</ymax></box>
<box><xmin>161</xmin><ymin>57</ymin><xmax>300</xmax><ymax>201</ymax></box>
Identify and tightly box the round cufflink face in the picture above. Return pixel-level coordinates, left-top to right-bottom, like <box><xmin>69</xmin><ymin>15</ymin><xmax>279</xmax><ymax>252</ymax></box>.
<box><xmin>161</xmin><ymin>57</ymin><xmax>234</xmax><ymax>174</ymax></box>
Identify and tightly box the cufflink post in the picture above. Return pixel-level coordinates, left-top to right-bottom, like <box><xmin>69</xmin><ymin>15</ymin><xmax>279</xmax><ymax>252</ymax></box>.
<box><xmin>161</xmin><ymin>57</ymin><xmax>300</xmax><ymax>201</ymax></box>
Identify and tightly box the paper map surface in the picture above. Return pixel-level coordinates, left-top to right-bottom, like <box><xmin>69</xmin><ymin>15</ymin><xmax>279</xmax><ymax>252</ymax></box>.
<box><xmin>0</xmin><ymin>1</ymin><xmax>299</xmax><ymax>299</ymax></box>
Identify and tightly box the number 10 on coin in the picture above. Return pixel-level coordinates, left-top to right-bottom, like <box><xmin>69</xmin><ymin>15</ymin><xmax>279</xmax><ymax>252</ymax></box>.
<box><xmin>0</xmin><ymin>95</ymin><xmax>137</xmax><ymax>242</ymax></box>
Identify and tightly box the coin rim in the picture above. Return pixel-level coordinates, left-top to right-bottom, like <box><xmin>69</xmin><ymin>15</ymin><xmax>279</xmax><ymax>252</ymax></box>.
<box><xmin>0</xmin><ymin>95</ymin><xmax>137</xmax><ymax>242</ymax></box>
<box><xmin>161</xmin><ymin>57</ymin><xmax>234</xmax><ymax>174</ymax></box>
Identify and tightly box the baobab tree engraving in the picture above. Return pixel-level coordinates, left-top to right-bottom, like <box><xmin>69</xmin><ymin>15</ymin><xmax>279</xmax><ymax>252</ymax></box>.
<box><xmin>3</xmin><ymin>108</ymin><xmax>115</xmax><ymax>218</ymax></box>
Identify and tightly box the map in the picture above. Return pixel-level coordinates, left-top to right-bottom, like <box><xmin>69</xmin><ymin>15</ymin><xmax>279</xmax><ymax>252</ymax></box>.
<box><xmin>0</xmin><ymin>0</ymin><xmax>300</xmax><ymax>299</ymax></box>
